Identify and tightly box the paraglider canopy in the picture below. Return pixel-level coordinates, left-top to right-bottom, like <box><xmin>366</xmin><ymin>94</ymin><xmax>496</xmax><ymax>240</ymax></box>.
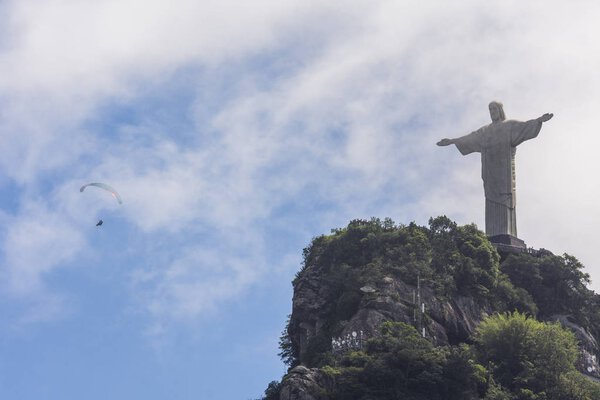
<box><xmin>80</xmin><ymin>182</ymin><xmax>123</xmax><ymax>204</ymax></box>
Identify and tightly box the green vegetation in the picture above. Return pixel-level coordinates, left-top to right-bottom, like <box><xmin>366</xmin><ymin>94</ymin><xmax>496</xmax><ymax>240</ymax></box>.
<box><xmin>264</xmin><ymin>317</ymin><xmax>600</xmax><ymax>400</ymax></box>
<box><xmin>260</xmin><ymin>381</ymin><xmax>282</xmax><ymax>400</ymax></box>
<box><xmin>328</xmin><ymin>321</ymin><xmax>485</xmax><ymax>400</ymax></box>
<box><xmin>295</xmin><ymin>216</ymin><xmax>533</xmax><ymax>305</ymax></box>
<box><xmin>473</xmin><ymin>312</ymin><xmax>600</xmax><ymax>399</ymax></box>
<box><xmin>501</xmin><ymin>253</ymin><xmax>600</xmax><ymax>339</ymax></box>
<box><xmin>262</xmin><ymin>217</ymin><xmax>600</xmax><ymax>399</ymax></box>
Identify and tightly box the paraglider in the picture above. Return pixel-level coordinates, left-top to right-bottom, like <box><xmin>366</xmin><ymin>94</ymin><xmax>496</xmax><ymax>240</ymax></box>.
<box><xmin>80</xmin><ymin>182</ymin><xmax>122</xmax><ymax>226</ymax></box>
<box><xmin>80</xmin><ymin>182</ymin><xmax>122</xmax><ymax>204</ymax></box>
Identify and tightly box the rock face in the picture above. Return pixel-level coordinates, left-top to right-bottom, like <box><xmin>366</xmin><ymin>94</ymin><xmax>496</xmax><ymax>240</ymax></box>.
<box><xmin>552</xmin><ymin>314</ymin><xmax>600</xmax><ymax>379</ymax></box>
<box><xmin>279</xmin><ymin>366</ymin><xmax>332</xmax><ymax>400</ymax></box>
<box><xmin>289</xmin><ymin>265</ymin><xmax>492</xmax><ymax>365</ymax></box>
<box><xmin>282</xmin><ymin>261</ymin><xmax>495</xmax><ymax>399</ymax></box>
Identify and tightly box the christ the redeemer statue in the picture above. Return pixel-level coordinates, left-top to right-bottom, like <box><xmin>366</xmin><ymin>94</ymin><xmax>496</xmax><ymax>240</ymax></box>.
<box><xmin>437</xmin><ymin>101</ymin><xmax>553</xmax><ymax>245</ymax></box>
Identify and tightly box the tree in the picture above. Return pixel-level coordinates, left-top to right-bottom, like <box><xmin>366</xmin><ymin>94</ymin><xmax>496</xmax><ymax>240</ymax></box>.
<box><xmin>259</xmin><ymin>381</ymin><xmax>282</xmax><ymax>400</ymax></box>
<box><xmin>335</xmin><ymin>322</ymin><xmax>449</xmax><ymax>399</ymax></box>
<box><xmin>474</xmin><ymin>312</ymin><xmax>580</xmax><ymax>399</ymax></box>
<box><xmin>279</xmin><ymin>315</ymin><xmax>299</xmax><ymax>367</ymax></box>
<box><xmin>501</xmin><ymin>253</ymin><xmax>592</xmax><ymax>318</ymax></box>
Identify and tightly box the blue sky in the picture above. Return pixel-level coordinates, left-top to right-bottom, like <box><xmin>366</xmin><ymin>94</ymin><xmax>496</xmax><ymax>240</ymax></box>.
<box><xmin>2</xmin><ymin>1</ymin><xmax>600</xmax><ymax>398</ymax></box>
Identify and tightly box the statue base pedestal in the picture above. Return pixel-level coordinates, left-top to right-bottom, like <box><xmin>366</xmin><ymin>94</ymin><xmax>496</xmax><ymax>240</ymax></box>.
<box><xmin>489</xmin><ymin>234</ymin><xmax>527</xmax><ymax>254</ymax></box>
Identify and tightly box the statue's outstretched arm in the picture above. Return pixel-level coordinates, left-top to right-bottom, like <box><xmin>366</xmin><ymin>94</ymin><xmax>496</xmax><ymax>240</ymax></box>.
<box><xmin>537</xmin><ymin>113</ymin><xmax>553</xmax><ymax>123</ymax></box>
<box><xmin>437</xmin><ymin>138</ymin><xmax>455</xmax><ymax>146</ymax></box>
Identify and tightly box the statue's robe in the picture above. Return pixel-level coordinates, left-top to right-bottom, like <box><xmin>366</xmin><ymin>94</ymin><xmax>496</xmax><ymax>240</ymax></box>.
<box><xmin>453</xmin><ymin>119</ymin><xmax>542</xmax><ymax>237</ymax></box>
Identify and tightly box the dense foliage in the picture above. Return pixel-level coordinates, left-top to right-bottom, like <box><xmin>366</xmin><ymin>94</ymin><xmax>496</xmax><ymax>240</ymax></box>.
<box><xmin>327</xmin><ymin>321</ymin><xmax>486</xmax><ymax>400</ymax></box>
<box><xmin>473</xmin><ymin>312</ymin><xmax>600</xmax><ymax>399</ymax></box>
<box><xmin>294</xmin><ymin>216</ymin><xmax>540</xmax><ymax>308</ymax></box>
<box><xmin>260</xmin><ymin>217</ymin><xmax>600</xmax><ymax>400</ymax></box>
<box><xmin>501</xmin><ymin>252</ymin><xmax>600</xmax><ymax>339</ymax></box>
<box><xmin>263</xmin><ymin>317</ymin><xmax>600</xmax><ymax>399</ymax></box>
<box><xmin>296</xmin><ymin>216</ymin><xmax>499</xmax><ymax>296</ymax></box>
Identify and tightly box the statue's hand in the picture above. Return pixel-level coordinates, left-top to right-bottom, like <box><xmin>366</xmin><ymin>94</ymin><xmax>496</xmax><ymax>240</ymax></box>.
<box><xmin>539</xmin><ymin>113</ymin><xmax>553</xmax><ymax>122</ymax></box>
<box><xmin>437</xmin><ymin>138</ymin><xmax>454</xmax><ymax>146</ymax></box>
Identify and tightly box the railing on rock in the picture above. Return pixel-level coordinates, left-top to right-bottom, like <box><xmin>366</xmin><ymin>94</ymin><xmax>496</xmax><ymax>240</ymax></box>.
<box><xmin>331</xmin><ymin>331</ymin><xmax>366</xmax><ymax>354</ymax></box>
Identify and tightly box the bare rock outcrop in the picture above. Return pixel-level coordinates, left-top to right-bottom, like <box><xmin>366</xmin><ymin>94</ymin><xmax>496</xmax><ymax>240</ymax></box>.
<box><xmin>290</xmin><ymin>269</ymin><xmax>492</xmax><ymax>364</ymax></box>
<box><xmin>279</xmin><ymin>366</ymin><xmax>332</xmax><ymax>400</ymax></box>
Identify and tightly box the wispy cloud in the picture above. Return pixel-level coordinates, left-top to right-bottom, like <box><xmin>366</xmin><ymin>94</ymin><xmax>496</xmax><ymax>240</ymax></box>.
<box><xmin>1</xmin><ymin>201</ymin><xmax>84</xmax><ymax>295</ymax></box>
<box><xmin>2</xmin><ymin>0</ymin><xmax>600</xmax><ymax>335</ymax></box>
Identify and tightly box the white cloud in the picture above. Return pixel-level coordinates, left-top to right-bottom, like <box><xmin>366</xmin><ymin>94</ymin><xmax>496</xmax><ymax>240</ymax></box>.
<box><xmin>2</xmin><ymin>0</ymin><xmax>600</xmax><ymax>330</ymax></box>
<box><xmin>1</xmin><ymin>201</ymin><xmax>85</xmax><ymax>296</ymax></box>
<box><xmin>0</xmin><ymin>199</ymin><xmax>84</xmax><ymax>324</ymax></box>
<box><xmin>129</xmin><ymin>229</ymin><xmax>266</xmax><ymax>338</ymax></box>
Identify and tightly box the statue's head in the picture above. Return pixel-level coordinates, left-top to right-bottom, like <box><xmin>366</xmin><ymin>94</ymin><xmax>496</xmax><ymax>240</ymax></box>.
<box><xmin>488</xmin><ymin>101</ymin><xmax>506</xmax><ymax>123</ymax></box>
